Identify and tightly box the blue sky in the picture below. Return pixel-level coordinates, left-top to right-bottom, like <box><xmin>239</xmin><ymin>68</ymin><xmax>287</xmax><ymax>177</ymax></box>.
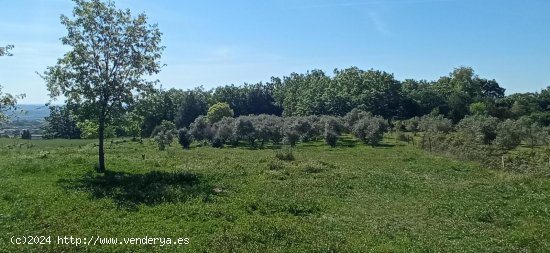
<box><xmin>1</xmin><ymin>0</ymin><xmax>549</xmax><ymax>104</ymax></box>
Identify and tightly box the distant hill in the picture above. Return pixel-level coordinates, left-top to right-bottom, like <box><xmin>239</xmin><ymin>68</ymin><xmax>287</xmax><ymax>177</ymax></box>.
<box><xmin>7</xmin><ymin>104</ymin><xmax>50</xmax><ymax>122</ymax></box>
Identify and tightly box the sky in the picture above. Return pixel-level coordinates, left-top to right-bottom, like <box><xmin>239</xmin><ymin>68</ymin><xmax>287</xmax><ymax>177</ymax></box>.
<box><xmin>1</xmin><ymin>0</ymin><xmax>549</xmax><ymax>104</ymax></box>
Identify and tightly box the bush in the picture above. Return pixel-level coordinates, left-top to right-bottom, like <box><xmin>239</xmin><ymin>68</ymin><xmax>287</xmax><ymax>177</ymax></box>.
<box><xmin>419</xmin><ymin>115</ymin><xmax>453</xmax><ymax>134</ymax></box>
<box><xmin>456</xmin><ymin>115</ymin><xmax>499</xmax><ymax>145</ymax></box>
<box><xmin>403</xmin><ymin>117</ymin><xmax>420</xmax><ymax>134</ymax></box>
<box><xmin>344</xmin><ymin>108</ymin><xmax>373</xmax><ymax>131</ymax></box>
<box><xmin>233</xmin><ymin>116</ymin><xmax>256</xmax><ymax>146</ymax></box>
<box><xmin>153</xmin><ymin>120</ymin><xmax>176</xmax><ymax>151</ymax></box>
<box><xmin>189</xmin><ymin>115</ymin><xmax>213</xmax><ymax>142</ymax></box>
<box><xmin>324</xmin><ymin>130</ymin><xmax>338</xmax><ymax>148</ymax></box>
<box><xmin>282</xmin><ymin>118</ymin><xmax>300</xmax><ymax>147</ymax></box>
<box><xmin>275</xmin><ymin>147</ymin><xmax>295</xmax><ymax>161</ymax></box>
<box><xmin>206</xmin><ymin>102</ymin><xmax>234</xmax><ymax>123</ymax></box>
<box><xmin>211</xmin><ymin>116</ymin><xmax>236</xmax><ymax>147</ymax></box>
<box><xmin>252</xmin><ymin>114</ymin><xmax>283</xmax><ymax>147</ymax></box>
<box><xmin>177</xmin><ymin>128</ymin><xmax>192</xmax><ymax>149</ymax></box>
<box><xmin>323</xmin><ymin>116</ymin><xmax>342</xmax><ymax>148</ymax></box>
<box><xmin>494</xmin><ymin>119</ymin><xmax>522</xmax><ymax>150</ymax></box>
<box><xmin>352</xmin><ymin>116</ymin><xmax>388</xmax><ymax>146</ymax></box>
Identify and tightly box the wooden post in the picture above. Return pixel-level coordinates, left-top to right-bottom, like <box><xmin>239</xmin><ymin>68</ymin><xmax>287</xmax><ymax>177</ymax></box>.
<box><xmin>501</xmin><ymin>156</ymin><xmax>505</xmax><ymax>169</ymax></box>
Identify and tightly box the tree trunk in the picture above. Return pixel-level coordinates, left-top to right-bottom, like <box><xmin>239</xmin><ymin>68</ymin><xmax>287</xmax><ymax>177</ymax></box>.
<box><xmin>97</xmin><ymin>116</ymin><xmax>106</xmax><ymax>173</ymax></box>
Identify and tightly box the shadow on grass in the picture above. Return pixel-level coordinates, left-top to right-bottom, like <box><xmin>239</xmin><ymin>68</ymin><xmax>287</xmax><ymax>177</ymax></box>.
<box><xmin>59</xmin><ymin>170</ymin><xmax>216</xmax><ymax>211</ymax></box>
<box><xmin>339</xmin><ymin>138</ymin><xmax>357</xmax><ymax>147</ymax></box>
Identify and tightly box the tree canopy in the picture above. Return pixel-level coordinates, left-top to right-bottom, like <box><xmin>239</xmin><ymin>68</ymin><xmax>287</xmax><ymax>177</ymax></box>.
<box><xmin>41</xmin><ymin>0</ymin><xmax>164</xmax><ymax>172</ymax></box>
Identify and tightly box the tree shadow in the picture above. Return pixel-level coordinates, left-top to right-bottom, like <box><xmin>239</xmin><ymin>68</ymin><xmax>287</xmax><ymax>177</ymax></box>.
<box><xmin>375</xmin><ymin>143</ymin><xmax>396</xmax><ymax>148</ymax></box>
<box><xmin>339</xmin><ymin>138</ymin><xmax>357</xmax><ymax>147</ymax></box>
<box><xmin>59</xmin><ymin>170</ymin><xmax>216</xmax><ymax>211</ymax></box>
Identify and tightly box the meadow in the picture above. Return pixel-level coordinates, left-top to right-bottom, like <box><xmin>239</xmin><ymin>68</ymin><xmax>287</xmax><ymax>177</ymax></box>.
<box><xmin>1</xmin><ymin>136</ymin><xmax>549</xmax><ymax>252</ymax></box>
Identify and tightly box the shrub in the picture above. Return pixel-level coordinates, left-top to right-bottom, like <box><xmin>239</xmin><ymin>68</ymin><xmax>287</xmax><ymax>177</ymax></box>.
<box><xmin>344</xmin><ymin>108</ymin><xmax>373</xmax><ymax>131</ymax></box>
<box><xmin>211</xmin><ymin>116</ymin><xmax>236</xmax><ymax>147</ymax></box>
<box><xmin>233</xmin><ymin>116</ymin><xmax>256</xmax><ymax>146</ymax></box>
<box><xmin>282</xmin><ymin>118</ymin><xmax>300</xmax><ymax>147</ymax></box>
<box><xmin>456</xmin><ymin>115</ymin><xmax>499</xmax><ymax>145</ymax></box>
<box><xmin>323</xmin><ymin>116</ymin><xmax>342</xmax><ymax>148</ymax></box>
<box><xmin>352</xmin><ymin>116</ymin><xmax>388</xmax><ymax>146</ymax></box>
<box><xmin>403</xmin><ymin>116</ymin><xmax>420</xmax><ymax>134</ymax></box>
<box><xmin>177</xmin><ymin>128</ymin><xmax>192</xmax><ymax>149</ymax></box>
<box><xmin>517</xmin><ymin>117</ymin><xmax>548</xmax><ymax>148</ymax></box>
<box><xmin>275</xmin><ymin>147</ymin><xmax>294</xmax><ymax>161</ymax></box>
<box><xmin>419</xmin><ymin>115</ymin><xmax>453</xmax><ymax>134</ymax></box>
<box><xmin>153</xmin><ymin>120</ymin><xmax>176</xmax><ymax>151</ymax></box>
<box><xmin>206</xmin><ymin>102</ymin><xmax>234</xmax><ymax>123</ymax></box>
<box><xmin>252</xmin><ymin>114</ymin><xmax>283</xmax><ymax>147</ymax></box>
<box><xmin>494</xmin><ymin>119</ymin><xmax>522</xmax><ymax>150</ymax></box>
<box><xmin>189</xmin><ymin>115</ymin><xmax>213</xmax><ymax>142</ymax></box>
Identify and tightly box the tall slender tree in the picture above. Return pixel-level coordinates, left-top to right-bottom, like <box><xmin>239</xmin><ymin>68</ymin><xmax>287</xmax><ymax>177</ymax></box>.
<box><xmin>41</xmin><ymin>0</ymin><xmax>164</xmax><ymax>172</ymax></box>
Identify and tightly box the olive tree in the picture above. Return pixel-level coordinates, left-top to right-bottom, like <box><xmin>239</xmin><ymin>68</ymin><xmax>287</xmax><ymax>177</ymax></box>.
<box><xmin>352</xmin><ymin>116</ymin><xmax>388</xmax><ymax>146</ymax></box>
<box><xmin>41</xmin><ymin>0</ymin><xmax>164</xmax><ymax>172</ymax></box>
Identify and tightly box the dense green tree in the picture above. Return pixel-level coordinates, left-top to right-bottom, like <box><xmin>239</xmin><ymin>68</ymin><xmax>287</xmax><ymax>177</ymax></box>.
<box><xmin>42</xmin><ymin>0</ymin><xmax>164</xmax><ymax>172</ymax></box>
<box><xmin>44</xmin><ymin>105</ymin><xmax>81</xmax><ymax>139</ymax></box>
<box><xmin>206</xmin><ymin>102</ymin><xmax>234</xmax><ymax>123</ymax></box>
<box><xmin>175</xmin><ymin>87</ymin><xmax>210</xmax><ymax>128</ymax></box>
<box><xmin>177</xmin><ymin>128</ymin><xmax>192</xmax><ymax>149</ymax></box>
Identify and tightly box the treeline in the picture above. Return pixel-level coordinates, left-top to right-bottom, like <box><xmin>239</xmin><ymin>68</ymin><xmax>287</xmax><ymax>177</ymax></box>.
<box><xmin>43</xmin><ymin>66</ymin><xmax>550</xmax><ymax>140</ymax></box>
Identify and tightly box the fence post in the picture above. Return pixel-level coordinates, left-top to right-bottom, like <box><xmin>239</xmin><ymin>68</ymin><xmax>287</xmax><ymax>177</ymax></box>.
<box><xmin>501</xmin><ymin>155</ymin><xmax>505</xmax><ymax>169</ymax></box>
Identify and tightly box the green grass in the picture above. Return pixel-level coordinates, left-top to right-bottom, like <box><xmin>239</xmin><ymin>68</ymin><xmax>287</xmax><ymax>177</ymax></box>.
<box><xmin>1</xmin><ymin>136</ymin><xmax>549</xmax><ymax>252</ymax></box>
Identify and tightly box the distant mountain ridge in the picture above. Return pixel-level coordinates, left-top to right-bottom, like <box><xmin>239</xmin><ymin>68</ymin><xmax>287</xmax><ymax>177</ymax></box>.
<box><xmin>6</xmin><ymin>104</ymin><xmax>50</xmax><ymax>121</ymax></box>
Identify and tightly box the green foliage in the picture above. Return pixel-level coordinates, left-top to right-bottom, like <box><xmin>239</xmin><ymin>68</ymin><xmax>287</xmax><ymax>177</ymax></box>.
<box><xmin>469</xmin><ymin>101</ymin><xmax>487</xmax><ymax>115</ymax></box>
<box><xmin>275</xmin><ymin>147</ymin><xmax>295</xmax><ymax>161</ymax></box>
<box><xmin>175</xmin><ymin>87</ymin><xmax>210</xmax><ymax>128</ymax></box>
<box><xmin>0</xmin><ymin>85</ymin><xmax>24</xmax><ymax>123</ymax></box>
<box><xmin>207</xmin><ymin>102</ymin><xmax>234</xmax><ymax>123</ymax></box>
<box><xmin>323</xmin><ymin>116</ymin><xmax>343</xmax><ymax>148</ymax></box>
<box><xmin>494</xmin><ymin>119</ymin><xmax>522</xmax><ymax>150</ymax></box>
<box><xmin>352</xmin><ymin>115</ymin><xmax>388</xmax><ymax>146</ymax></box>
<box><xmin>517</xmin><ymin>117</ymin><xmax>547</xmax><ymax>148</ymax></box>
<box><xmin>233</xmin><ymin>116</ymin><xmax>256</xmax><ymax>146</ymax></box>
<box><xmin>77</xmin><ymin>120</ymin><xmax>115</xmax><ymax>139</ymax></box>
<box><xmin>419</xmin><ymin>115</ymin><xmax>453</xmax><ymax>134</ymax></box>
<box><xmin>44</xmin><ymin>105</ymin><xmax>81</xmax><ymax>139</ymax></box>
<box><xmin>456</xmin><ymin>115</ymin><xmax>499</xmax><ymax>145</ymax></box>
<box><xmin>153</xmin><ymin>120</ymin><xmax>176</xmax><ymax>151</ymax></box>
<box><xmin>177</xmin><ymin>128</ymin><xmax>192</xmax><ymax>149</ymax></box>
<box><xmin>41</xmin><ymin>0</ymin><xmax>164</xmax><ymax>172</ymax></box>
<box><xmin>189</xmin><ymin>115</ymin><xmax>213</xmax><ymax>142</ymax></box>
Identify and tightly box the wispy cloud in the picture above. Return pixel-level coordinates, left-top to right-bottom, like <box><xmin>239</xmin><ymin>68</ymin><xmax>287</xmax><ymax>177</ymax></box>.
<box><xmin>297</xmin><ymin>0</ymin><xmax>455</xmax><ymax>9</ymax></box>
<box><xmin>368</xmin><ymin>11</ymin><xmax>392</xmax><ymax>36</ymax></box>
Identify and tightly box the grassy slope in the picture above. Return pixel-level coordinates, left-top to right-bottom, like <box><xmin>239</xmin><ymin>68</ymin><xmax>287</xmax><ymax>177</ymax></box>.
<box><xmin>0</xmin><ymin>136</ymin><xmax>549</xmax><ymax>252</ymax></box>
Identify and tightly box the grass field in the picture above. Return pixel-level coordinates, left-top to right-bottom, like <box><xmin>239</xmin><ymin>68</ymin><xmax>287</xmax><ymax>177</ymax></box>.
<box><xmin>1</xmin><ymin>136</ymin><xmax>549</xmax><ymax>252</ymax></box>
